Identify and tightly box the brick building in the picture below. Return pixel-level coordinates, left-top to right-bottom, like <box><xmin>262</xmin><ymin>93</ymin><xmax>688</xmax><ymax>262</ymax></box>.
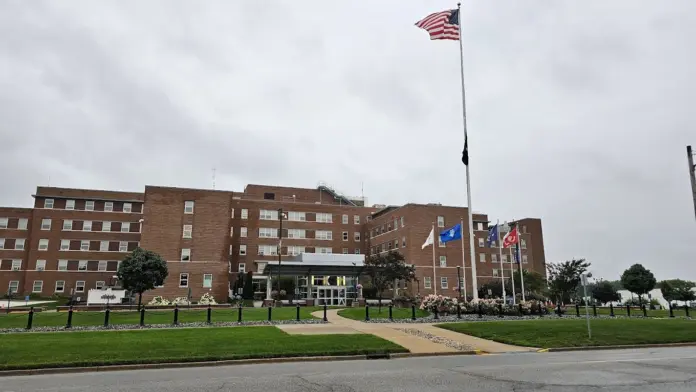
<box><xmin>0</xmin><ymin>182</ymin><xmax>546</xmax><ymax>303</ymax></box>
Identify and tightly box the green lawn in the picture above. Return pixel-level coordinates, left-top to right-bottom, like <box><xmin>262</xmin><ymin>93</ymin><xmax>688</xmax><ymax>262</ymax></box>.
<box><xmin>0</xmin><ymin>307</ymin><xmax>325</xmax><ymax>329</ymax></box>
<box><xmin>438</xmin><ymin>318</ymin><xmax>696</xmax><ymax>348</ymax></box>
<box><xmin>0</xmin><ymin>326</ymin><xmax>406</xmax><ymax>370</ymax></box>
<box><xmin>338</xmin><ymin>307</ymin><xmax>430</xmax><ymax>321</ymax></box>
<box><xmin>562</xmin><ymin>306</ymin><xmax>690</xmax><ymax>318</ymax></box>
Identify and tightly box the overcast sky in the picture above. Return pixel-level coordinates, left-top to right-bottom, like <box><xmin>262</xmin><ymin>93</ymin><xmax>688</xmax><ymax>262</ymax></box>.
<box><xmin>1</xmin><ymin>1</ymin><xmax>694</xmax><ymax>281</ymax></box>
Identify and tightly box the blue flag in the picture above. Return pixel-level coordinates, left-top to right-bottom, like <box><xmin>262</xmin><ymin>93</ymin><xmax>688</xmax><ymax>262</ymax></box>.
<box><xmin>486</xmin><ymin>224</ymin><xmax>498</xmax><ymax>247</ymax></box>
<box><xmin>514</xmin><ymin>244</ymin><xmax>521</xmax><ymax>265</ymax></box>
<box><xmin>439</xmin><ymin>224</ymin><xmax>462</xmax><ymax>243</ymax></box>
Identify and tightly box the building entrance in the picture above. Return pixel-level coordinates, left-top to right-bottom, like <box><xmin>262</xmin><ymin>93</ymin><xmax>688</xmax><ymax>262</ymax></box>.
<box><xmin>314</xmin><ymin>286</ymin><xmax>347</xmax><ymax>306</ymax></box>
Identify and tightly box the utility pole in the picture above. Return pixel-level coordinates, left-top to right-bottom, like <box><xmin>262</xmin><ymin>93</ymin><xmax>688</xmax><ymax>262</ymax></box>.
<box><xmin>688</xmin><ymin>146</ymin><xmax>696</xmax><ymax>222</ymax></box>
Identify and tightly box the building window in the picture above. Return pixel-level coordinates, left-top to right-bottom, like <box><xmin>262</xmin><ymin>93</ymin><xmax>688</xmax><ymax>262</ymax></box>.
<box><xmin>354</xmin><ymin>232</ymin><xmax>361</xmax><ymax>241</ymax></box>
<box><xmin>342</xmin><ymin>231</ymin><xmax>348</xmax><ymax>241</ymax></box>
<box><xmin>438</xmin><ymin>237</ymin><xmax>445</xmax><ymax>248</ymax></box>
<box><xmin>83</xmin><ymin>220</ymin><xmax>92</xmax><ymax>231</ymax></box>
<box><xmin>8</xmin><ymin>281</ymin><xmax>19</xmax><ymax>294</ymax></box>
<box><xmin>63</xmin><ymin>220</ymin><xmax>73</xmax><ymax>230</ymax></box>
<box><xmin>85</xmin><ymin>200</ymin><xmax>95</xmax><ymax>211</ymax></box>
<box><xmin>0</xmin><ymin>218</ymin><xmax>6</xmax><ymax>229</ymax></box>
<box><xmin>184</xmin><ymin>201</ymin><xmax>194</xmax><ymax>214</ymax></box>
<box><xmin>342</xmin><ymin>248</ymin><xmax>349</xmax><ymax>254</ymax></box>
<box><xmin>182</xmin><ymin>225</ymin><xmax>192</xmax><ymax>238</ymax></box>
<box><xmin>489</xmin><ymin>240</ymin><xmax>497</xmax><ymax>248</ymax></box>
<box><xmin>441</xmin><ymin>277</ymin><xmax>448</xmax><ymax>289</ymax></box>
<box><xmin>315</xmin><ymin>230</ymin><xmax>332</xmax><ymax>240</ymax></box>
<box><xmin>100</xmin><ymin>241</ymin><xmax>109</xmax><ymax>251</ymax></box>
<box><xmin>55</xmin><ymin>280</ymin><xmax>65</xmax><ymax>292</ymax></box>
<box><xmin>100</xmin><ymin>221</ymin><xmax>111</xmax><ymax>232</ymax></box>
<box><xmin>522</xmin><ymin>255</ymin><xmax>528</xmax><ymax>264</ymax></box>
<box><xmin>522</xmin><ymin>225</ymin><xmax>527</xmax><ymax>233</ymax></box>
<box><xmin>424</xmin><ymin>277</ymin><xmax>432</xmax><ymax>289</ymax></box>
<box><xmin>503</xmin><ymin>254</ymin><xmax>508</xmax><ymax>263</ymax></box>
<box><xmin>241</xmin><ymin>209</ymin><xmax>248</xmax><ymax>219</ymax></box>
<box><xmin>35</xmin><ymin>260</ymin><xmax>46</xmax><ymax>271</ymax></box>
<box><xmin>437</xmin><ymin>216</ymin><xmax>445</xmax><ymax>227</ymax></box>
<box><xmin>478</xmin><ymin>238</ymin><xmax>484</xmax><ymax>247</ymax></box>
<box><xmin>119</xmin><ymin>241</ymin><xmax>128</xmax><ymax>252</ymax></box>
<box><xmin>44</xmin><ymin>199</ymin><xmax>54</xmax><ymax>209</ymax></box>
<box><xmin>239</xmin><ymin>244</ymin><xmax>247</xmax><ymax>255</ymax></box>
<box><xmin>287</xmin><ymin>229</ymin><xmax>306</xmax><ymax>239</ymax></box>
<box><xmin>58</xmin><ymin>260</ymin><xmax>68</xmax><ymax>271</ymax></box>
<box><xmin>179</xmin><ymin>273</ymin><xmax>189</xmax><ymax>287</ymax></box>
<box><xmin>400</xmin><ymin>217</ymin><xmax>405</xmax><ymax>227</ymax></box>
<box><xmin>402</xmin><ymin>236</ymin><xmax>406</xmax><ymax>248</ymax></box>
<box><xmin>104</xmin><ymin>202</ymin><xmax>113</xmax><ymax>212</ymax></box>
<box><xmin>394</xmin><ymin>219</ymin><xmax>398</xmax><ymax>230</ymax></box>
<box><xmin>98</xmin><ymin>260</ymin><xmax>107</xmax><ymax>271</ymax></box>
<box><xmin>316</xmin><ymin>247</ymin><xmax>332</xmax><ymax>254</ymax></box>
<box><xmin>354</xmin><ymin>215</ymin><xmax>360</xmax><ymax>224</ymax></box>
<box><xmin>439</xmin><ymin>256</ymin><xmax>447</xmax><ymax>267</ymax></box>
<box><xmin>18</xmin><ymin>218</ymin><xmax>28</xmax><ymax>230</ymax></box>
<box><xmin>260</xmin><ymin>209</ymin><xmax>278</xmax><ymax>220</ymax></box>
<box><xmin>394</xmin><ymin>239</ymin><xmax>399</xmax><ymax>248</ymax></box>
<box><xmin>316</xmin><ymin>213</ymin><xmax>332</xmax><ymax>223</ymax></box>
<box><xmin>121</xmin><ymin>202</ymin><xmax>132</xmax><ymax>213</ymax></box>
<box><xmin>492</xmin><ymin>253</ymin><xmax>498</xmax><ymax>263</ymax></box>
<box><xmin>78</xmin><ymin>260</ymin><xmax>88</xmax><ymax>271</ymax></box>
<box><xmin>287</xmin><ymin>246</ymin><xmax>305</xmax><ymax>256</ymax></box>
<box><xmin>203</xmin><ymin>274</ymin><xmax>213</xmax><ymax>288</ymax></box>
<box><xmin>476</xmin><ymin>222</ymin><xmax>483</xmax><ymax>231</ymax></box>
<box><xmin>238</xmin><ymin>263</ymin><xmax>246</xmax><ymax>273</ymax></box>
<box><xmin>258</xmin><ymin>227</ymin><xmax>277</xmax><ymax>238</ymax></box>
<box><xmin>258</xmin><ymin>245</ymin><xmax>277</xmax><ymax>256</ymax></box>
<box><xmin>15</xmin><ymin>239</ymin><xmax>25</xmax><ymax>250</ymax></box>
<box><xmin>288</xmin><ymin>211</ymin><xmax>306</xmax><ymax>221</ymax></box>
<box><xmin>60</xmin><ymin>239</ymin><xmax>73</xmax><ymax>251</ymax></box>
<box><xmin>75</xmin><ymin>280</ymin><xmax>85</xmax><ymax>292</ymax></box>
<box><xmin>181</xmin><ymin>248</ymin><xmax>191</xmax><ymax>262</ymax></box>
<box><xmin>11</xmin><ymin>260</ymin><xmax>22</xmax><ymax>271</ymax></box>
<box><xmin>32</xmin><ymin>280</ymin><xmax>43</xmax><ymax>293</ymax></box>
<box><xmin>493</xmin><ymin>269</ymin><xmax>499</xmax><ymax>277</ymax></box>
<box><xmin>41</xmin><ymin>218</ymin><xmax>51</xmax><ymax>230</ymax></box>
<box><xmin>521</xmin><ymin>239</ymin><xmax>527</xmax><ymax>249</ymax></box>
<box><xmin>230</xmin><ymin>227</ymin><xmax>234</xmax><ymax>237</ymax></box>
<box><xmin>479</xmin><ymin>253</ymin><xmax>486</xmax><ymax>263</ymax></box>
<box><xmin>121</xmin><ymin>222</ymin><xmax>130</xmax><ymax>233</ymax></box>
<box><xmin>66</xmin><ymin>200</ymin><xmax>75</xmax><ymax>210</ymax></box>
<box><xmin>95</xmin><ymin>281</ymin><xmax>105</xmax><ymax>290</ymax></box>
<box><xmin>342</xmin><ymin>215</ymin><xmax>348</xmax><ymax>224</ymax></box>
<box><xmin>80</xmin><ymin>240</ymin><xmax>90</xmax><ymax>251</ymax></box>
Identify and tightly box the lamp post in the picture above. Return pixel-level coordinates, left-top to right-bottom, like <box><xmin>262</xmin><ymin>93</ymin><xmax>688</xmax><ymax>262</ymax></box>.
<box><xmin>457</xmin><ymin>266</ymin><xmax>462</xmax><ymax>299</ymax></box>
<box><xmin>276</xmin><ymin>208</ymin><xmax>286</xmax><ymax>301</ymax></box>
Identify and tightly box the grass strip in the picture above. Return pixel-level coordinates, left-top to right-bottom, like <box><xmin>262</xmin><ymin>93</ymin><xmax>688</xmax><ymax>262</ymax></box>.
<box><xmin>437</xmin><ymin>318</ymin><xmax>696</xmax><ymax>348</ymax></box>
<box><xmin>0</xmin><ymin>326</ymin><xmax>406</xmax><ymax>370</ymax></box>
<box><xmin>337</xmin><ymin>307</ymin><xmax>430</xmax><ymax>321</ymax></box>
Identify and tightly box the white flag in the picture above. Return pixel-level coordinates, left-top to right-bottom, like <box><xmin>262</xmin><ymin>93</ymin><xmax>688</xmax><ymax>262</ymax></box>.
<box><xmin>421</xmin><ymin>228</ymin><xmax>434</xmax><ymax>249</ymax></box>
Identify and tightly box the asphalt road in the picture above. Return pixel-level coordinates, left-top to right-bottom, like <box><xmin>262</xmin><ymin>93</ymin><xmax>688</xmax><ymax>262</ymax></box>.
<box><xmin>2</xmin><ymin>347</ymin><xmax>696</xmax><ymax>391</ymax></box>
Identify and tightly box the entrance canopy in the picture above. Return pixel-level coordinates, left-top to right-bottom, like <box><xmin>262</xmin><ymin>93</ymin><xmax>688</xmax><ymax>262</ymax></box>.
<box><xmin>261</xmin><ymin>253</ymin><xmax>365</xmax><ymax>276</ymax></box>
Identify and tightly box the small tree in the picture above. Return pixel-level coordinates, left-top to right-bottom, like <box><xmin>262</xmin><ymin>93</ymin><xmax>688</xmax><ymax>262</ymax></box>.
<box><xmin>242</xmin><ymin>271</ymin><xmax>254</xmax><ymax>300</ymax></box>
<box><xmin>591</xmin><ymin>280</ymin><xmax>620</xmax><ymax>305</ymax></box>
<box><xmin>362</xmin><ymin>251</ymin><xmax>415</xmax><ymax>310</ymax></box>
<box><xmin>513</xmin><ymin>270</ymin><xmax>547</xmax><ymax>294</ymax></box>
<box><xmin>620</xmin><ymin>264</ymin><xmax>656</xmax><ymax>305</ymax></box>
<box><xmin>546</xmin><ymin>259</ymin><xmax>591</xmax><ymax>305</ymax></box>
<box><xmin>117</xmin><ymin>248</ymin><xmax>168</xmax><ymax>310</ymax></box>
<box><xmin>658</xmin><ymin>279</ymin><xmax>696</xmax><ymax>303</ymax></box>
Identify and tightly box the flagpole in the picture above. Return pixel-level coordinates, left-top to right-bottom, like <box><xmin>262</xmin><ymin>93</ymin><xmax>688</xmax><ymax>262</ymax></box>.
<box><xmin>509</xmin><ymin>246</ymin><xmax>516</xmax><ymax>305</ymax></box>
<box><xmin>517</xmin><ymin>223</ymin><xmax>526</xmax><ymax>302</ymax></box>
<box><xmin>456</xmin><ymin>2</ymin><xmax>478</xmax><ymax>301</ymax></box>
<box><xmin>460</xmin><ymin>218</ymin><xmax>467</xmax><ymax>300</ymax></box>
<box><xmin>432</xmin><ymin>223</ymin><xmax>437</xmax><ymax>295</ymax></box>
<box><xmin>496</xmin><ymin>219</ymin><xmax>505</xmax><ymax>301</ymax></box>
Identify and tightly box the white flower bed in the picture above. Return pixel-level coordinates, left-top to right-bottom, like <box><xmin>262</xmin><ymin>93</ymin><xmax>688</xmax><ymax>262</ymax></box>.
<box><xmin>199</xmin><ymin>293</ymin><xmax>217</xmax><ymax>305</ymax></box>
<box><xmin>147</xmin><ymin>296</ymin><xmax>170</xmax><ymax>306</ymax></box>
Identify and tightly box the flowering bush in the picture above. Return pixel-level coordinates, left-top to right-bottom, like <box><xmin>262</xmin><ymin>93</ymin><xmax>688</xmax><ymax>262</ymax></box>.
<box><xmin>147</xmin><ymin>296</ymin><xmax>170</xmax><ymax>306</ymax></box>
<box><xmin>172</xmin><ymin>297</ymin><xmax>191</xmax><ymax>306</ymax></box>
<box><xmin>421</xmin><ymin>296</ymin><xmax>549</xmax><ymax>316</ymax></box>
<box><xmin>199</xmin><ymin>293</ymin><xmax>217</xmax><ymax>305</ymax></box>
<box><xmin>419</xmin><ymin>294</ymin><xmax>459</xmax><ymax>313</ymax></box>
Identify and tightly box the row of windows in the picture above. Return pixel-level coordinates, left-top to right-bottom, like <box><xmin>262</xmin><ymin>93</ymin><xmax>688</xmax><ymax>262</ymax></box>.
<box><xmin>0</xmin><ymin>218</ymin><xmax>28</xmax><ymax>230</ymax></box>
<box><xmin>32</xmin><ymin>239</ymin><xmax>137</xmax><ymax>252</ymax></box>
<box><xmin>230</xmin><ymin>208</ymin><xmax>368</xmax><ymax>225</ymax></box>
<box><xmin>0</xmin><ymin>238</ymin><xmax>27</xmax><ymax>250</ymax></box>
<box><xmin>8</xmin><ymin>273</ymin><xmax>214</xmax><ymax>294</ymax></box>
<box><xmin>423</xmin><ymin>277</ymin><xmax>465</xmax><ymax>290</ymax></box>
<box><xmin>1</xmin><ymin>259</ymin><xmax>122</xmax><ymax>271</ymax></box>
<box><xmin>232</xmin><ymin>245</ymin><xmax>342</xmax><ymax>257</ymax></box>
<box><xmin>50</xmin><ymin>219</ymin><xmax>139</xmax><ymax>233</ymax></box>
<box><xmin>233</xmin><ymin>227</ymin><xmax>362</xmax><ymax>241</ymax></box>
<box><xmin>42</xmin><ymin>199</ymin><xmax>137</xmax><ymax>213</ymax></box>
<box><xmin>370</xmin><ymin>217</ymin><xmax>406</xmax><ymax>238</ymax></box>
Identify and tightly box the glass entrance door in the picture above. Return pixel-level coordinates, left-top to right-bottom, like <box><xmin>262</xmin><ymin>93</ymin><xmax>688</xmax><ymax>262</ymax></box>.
<box><xmin>316</xmin><ymin>286</ymin><xmax>347</xmax><ymax>306</ymax></box>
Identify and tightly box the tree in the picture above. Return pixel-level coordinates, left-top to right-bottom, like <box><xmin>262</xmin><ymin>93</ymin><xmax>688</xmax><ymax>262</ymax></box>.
<box><xmin>478</xmin><ymin>280</ymin><xmax>504</xmax><ymax>299</ymax></box>
<box><xmin>362</xmin><ymin>251</ymin><xmax>415</xmax><ymax>309</ymax></box>
<box><xmin>546</xmin><ymin>259</ymin><xmax>591</xmax><ymax>305</ymax></box>
<box><xmin>513</xmin><ymin>270</ymin><xmax>547</xmax><ymax>294</ymax></box>
<box><xmin>620</xmin><ymin>264</ymin><xmax>656</xmax><ymax>305</ymax></box>
<box><xmin>658</xmin><ymin>279</ymin><xmax>696</xmax><ymax>303</ymax></box>
<box><xmin>591</xmin><ymin>280</ymin><xmax>620</xmax><ymax>305</ymax></box>
<box><xmin>242</xmin><ymin>271</ymin><xmax>254</xmax><ymax>300</ymax></box>
<box><xmin>117</xmin><ymin>248</ymin><xmax>168</xmax><ymax>309</ymax></box>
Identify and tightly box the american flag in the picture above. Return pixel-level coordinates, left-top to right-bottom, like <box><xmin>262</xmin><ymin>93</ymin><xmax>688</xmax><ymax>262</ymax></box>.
<box><xmin>415</xmin><ymin>9</ymin><xmax>460</xmax><ymax>40</ymax></box>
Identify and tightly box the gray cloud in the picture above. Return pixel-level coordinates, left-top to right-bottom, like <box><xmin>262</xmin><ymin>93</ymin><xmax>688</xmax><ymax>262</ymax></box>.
<box><xmin>1</xmin><ymin>0</ymin><xmax>695</xmax><ymax>281</ymax></box>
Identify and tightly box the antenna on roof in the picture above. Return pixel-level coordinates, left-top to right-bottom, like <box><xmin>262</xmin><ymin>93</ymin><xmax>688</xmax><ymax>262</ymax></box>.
<box><xmin>47</xmin><ymin>175</ymin><xmax>51</xmax><ymax>187</ymax></box>
<box><xmin>361</xmin><ymin>182</ymin><xmax>364</xmax><ymax>200</ymax></box>
<box><xmin>212</xmin><ymin>168</ymin><xmax>216</xmax><ymax>190</ymax></box>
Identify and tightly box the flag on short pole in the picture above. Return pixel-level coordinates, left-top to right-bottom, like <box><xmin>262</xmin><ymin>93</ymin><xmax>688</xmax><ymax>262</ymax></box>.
<box><xmin>414</xmin><ymin>9</ymin><xmax>460</xmax><ymax>41</ymax></box>
<box><xmin>439</xmin><ymin>223</ymin><xmax>462</xmax><ymax>243</ymax></box>
<box><xmin>421</xmin><ymin>227</ymin><xmax>435</xmax><ymax>249</ymax></box>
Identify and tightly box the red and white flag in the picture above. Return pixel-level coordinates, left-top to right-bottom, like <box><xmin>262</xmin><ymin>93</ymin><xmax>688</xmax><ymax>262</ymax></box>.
<box><xmin>414</xmin><ymin>9</ymin><xmax>460</xmax><ymax>41</ymax></box>
<box><xmin>502</xmin><ymin>227</ymin><xmax>519</xmax><ymax>248</ymax></box>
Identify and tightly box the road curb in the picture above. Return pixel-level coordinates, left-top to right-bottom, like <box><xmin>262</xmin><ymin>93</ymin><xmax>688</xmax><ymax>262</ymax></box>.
<box><xmin>542</xmin><ymin>342</ymin><xmax>696</xmax><ymax>352</ymax></box>
<box><xmin>0</xmin><ymin>350</ymin><xmax>486</xmax><ymax>377</ymax></box>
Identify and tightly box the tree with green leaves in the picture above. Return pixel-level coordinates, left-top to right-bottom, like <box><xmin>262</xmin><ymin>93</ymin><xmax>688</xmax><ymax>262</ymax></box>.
<box><xmin>591</xmin><ymin>280</ymin><xmax>621</xmax><ymax>305</ymax></box>
<box><xmin>513</xmin><ymin>270</ymin><xmax>547</xmax><ymax>294</ymax></box>
<box><xmin>657</xmin><ymin>279</ymin><xmax>696</xmax><ymax>303</ymax></box>
<box><xmin>620</xmin><ymin>264</ymin><xmax>656</xmax><ymax>305</ymax></box>
<box><xmin>546</xmin><ymin>259</ymin><xmax>591</xmax><ymax>305</ymax></box>
<box><xmin>362</xmin><ymin>251</ymin><xmax>415</xmax><ymax>309</ymax></box>
<box><xmin>117</xmin><ymin>248</ymin><xmax>168</xmax><ymax>309</ymax></box>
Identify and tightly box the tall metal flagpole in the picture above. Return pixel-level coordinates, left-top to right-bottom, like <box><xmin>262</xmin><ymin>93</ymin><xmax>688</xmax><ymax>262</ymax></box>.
<box><xmin>509</xmin><ymin>246</ymin><xmax>516</xmax><ymax>304</ymax></box>
<box><xmin>432</xmin><ymin>223</ymin><xmax>437</xmax><ymax>295</ymax></box>
<box><xmin>457</xmin><ymin>2</ymin><xmax>478</xmax><ymax>301</ymax></box>
<box><xmin>496</xmin><ymin>220</ymin><xmax>505</xmax><ymax>301</ymax></box>
<box><xmin>517</xmin><ymin>226</ymin><xmax>526</xmax><ymax>302</ymax></box>
<box><xmin>460</xmin><ymin>218</ymin><xmax>467</xmax><ymax>300</ymax></box>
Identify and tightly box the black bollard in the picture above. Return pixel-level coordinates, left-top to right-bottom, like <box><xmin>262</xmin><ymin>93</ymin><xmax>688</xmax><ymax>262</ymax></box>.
<box><xmin>498</xmin><ymin>303</ymin><xmax>503</xmax><ymax>318</ymax></box>
<box><xmin>557</xmin><ymin>305</ymin><xmax>562</xmax><ymax>317</ymax></box>
<box><xmin>26</xmin><ymin>307</ymin><xmax>34</xmax><ymax>330</ymax></box>
<box><xmin>669</xmin><ymin>302</ymin><xmax>674</xmax><ymax>318</ymax></box>
<box><xmin>296</xmin><ymin>304</ymin><xmax>300</xmax><ymax>321</ymax></box>
<box><xmin>642</xmin><ymin>304</ymin><xmax>647</xmax><ymax>317</ymax></box>
<box><xmin>433</xmin><ymin>306</ymin><xmax>439</xmax><ymax>320</ymax></box>
<box><xmin>365</xmin><ymin>305</ymin><xmax>370</xmax><ymax>321</ymax></box>
<box><xmin>519</xmin><ymin>303</ymin><xmax>524</xmax><ymax>316</ymax></box>
<box><xmin>66</xmin><ymin>306</ymin><xmax>74</xmax><ymax>328</ymax></box>
<box><xmin>323</xmin><ymin>304</ymin><xmax>328</xmax><ymax>322</ymax></box>
<box><xmin>140</xmin><ymin>307</ymin><xmax>145</xmax><ymax>326</ymax></box>
<box><xmin>539</xmin><ymin>302</ymin><xmax>544</xmax><ymax>317</ymax></box>
<box><xmin>457</xmin><ymin>303</ymin><xmax>462</xmax><ymax>319</ymax></box>
<box><xmin>268</xmin><ymin>306</ymin><xmax>272</xmax><ymax>321</ymax></box>
<box><xmin>478</xmin><ymin>303</ymin><xmax>483</xmax><ymax>318</ymax></box>
<box><xmin>173</xmin><ymin>305</ymin><xmax>179</xmax><ymax>325</ymax></box>
<box><xmin>411</xmin><ymin>305</ymin><xmax>416</xmax><ymax>320</ymax></box>
<box><xmin>207</xmin><ymin>304</ymin><xmax>212</xmax><ymax>324</ymax></box>
<box><xmin>626</xmin><ymin>305</ymin><xmax>631</xmax><ymax>317</ymax></box>
<box><xmin>388</xmin><ymin>304</ymin><xmax>393</xmax><ymax>321</ymax></box>
<box><xmin>610</xmin><ymin>303</ymin><xmax>615</xmax><ymax>317</ymax></box>
<box><xmin>238</xmin><ymin>304</ymin><xmax>243</xmax><ymax>322</ymax></box>
<box><xmin>592</xmin><ymin>304</ymin><xmax>597</xmax><ymax>317</ymax></box>
<box><xmin>104</xmin><ymin>308</ymin><xmax>110</xmax><ymax>327</ymax></box>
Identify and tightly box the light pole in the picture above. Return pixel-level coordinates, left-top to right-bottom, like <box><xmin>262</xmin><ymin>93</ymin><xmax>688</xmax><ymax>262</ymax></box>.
<box><xmin>276</xmin><ymin>208</ymin><xmax>286</xmax><ymax>301</ymax></box>
<box><xmin>456</xmin><ymin>266</ymin><xmax>462</xmax><ymax>299</ymax></box>
<box><xmin>581</xmin><ymin>272</ymin><xmax>593</xmax><ymax>339</ymax></box>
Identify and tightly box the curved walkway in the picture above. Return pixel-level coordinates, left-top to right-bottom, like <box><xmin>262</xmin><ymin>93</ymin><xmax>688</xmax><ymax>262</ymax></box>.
<box><xmin>284</xmin><ymin>309</ymin><xmax>536</xmax><ymax>354</ymax></box>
